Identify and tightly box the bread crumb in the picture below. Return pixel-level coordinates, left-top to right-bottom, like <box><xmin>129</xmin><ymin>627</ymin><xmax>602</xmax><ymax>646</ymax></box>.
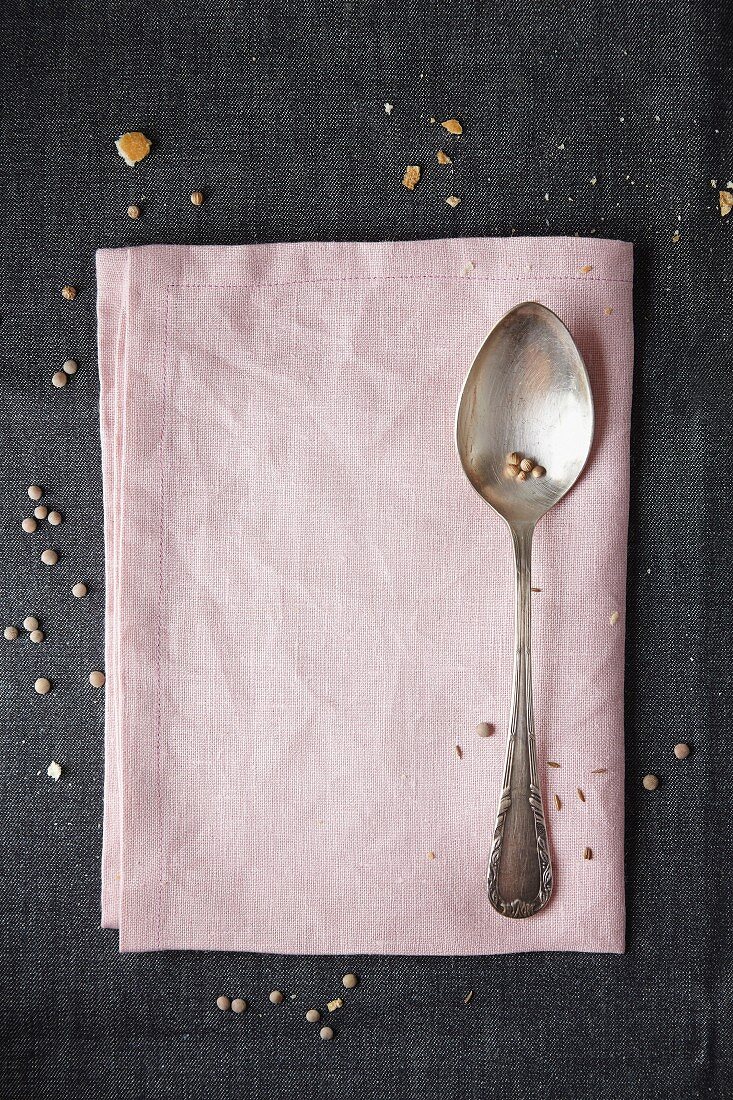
<box><xmin>590</xmin><ymin>176</ymin><xmax>597</xmax><ymax>185</ymax></box>
<box><xmin>446</xmin><ymin>195</ymin><xmax>461</xmax><ymax>207</ymax></box>
<box><xmin>461</xmin><ymin>261</ymin><xmax>475</xmax><ymax>276</ymax></box>
<box><xmin>719</xmin><ymin>190</ymin><xmax>733</xmax><ymax>217</ymax></box>
<box><xmin>427</xmin><ymin>850</ymin><xmax>436</xmax><ymax>860</ymax></box>
<box><xmin>437</xmin><ymin>149</ymin><xmax>452</xmax><ymax>165</ymax></box>
<box><xmin>327</xmin><ymin>998</ymin><xmax>344</xmax><ymax>1012</ymax></box>
<box><xmin>115</xmin><ymin>131</ymin><xmax>152</xmax><ymax>167</ymax></box>
<box><xmin>441</xmin><ymin>118</ymin><xmax>463</xmax><ymax>135</ymax></box>
<box><xmin>384</xmin><ymin>102</ymin><xmax>394</xmax><ymax>115</ymax></box>
<box><xmin>609</xmin><ymin>611</ymin><xmax>620</xmax><ymax>625</ymax></box>
<box><xmin>672</xmin><ymin>229</ymin><xmax>681</xmax><ymax>243</ymax></box>
<box><xmin>604</xmin><ymin>306</ymin><xmax>614</xmax><ymax>316</ymax></box>
<box><xmin>47</xmin><ymin>761</ymin><xmax>62</xmax><ymax>781</ymax></box>
<box><xmin>580</xmin><ymin>264</ymin><xmax>593</xmax><ymax>274</ymax></box>
<box><xmin>402</xmin><ymin>165</ymin><xmax>421</xmax><ymax>190</ymax></box>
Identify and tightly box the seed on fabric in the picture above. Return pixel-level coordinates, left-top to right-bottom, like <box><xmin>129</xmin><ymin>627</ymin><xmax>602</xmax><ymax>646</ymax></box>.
<box><xmin>28</xmin><ymin>485</ymin><xmax>43</xmax><ymax>500</ymax></box>
<box><xmin>34</xmin><ymin>677</ymin><xmax>52</xmax><ymax>694</ymax></box>
<box><xmin>34</xmin><ymin>505</ymin><xmax>48</xmax><ymax>520</ymax></box>
<box><xmin>327</xmin><ymin>998</ymin><xmax>344</xmax><ymax>1011</ymax></box>
<box><xmin>441</xmin><ymin>118</ymin><xmax>463</xmax><ymax>134</ymax></box>
<box><xmin>577</xmin><ymin>788</ymin><xmax>586</xmax><ymax>803</ymax></box>
<box><xmin>445</xmin><ymin>195</ymin><xmax>461</xmax><ymax>207</ymax></box>
<box><xmin>580</xmin><ymin>264</ymin><xmax>593</xmax><ymax>274</ymax></box>
<box><xmin>476</xmin><ymin>722</ymin><xmax>493</xmax><ymax>737</ymax></box>
<box><xmin>216</xmin><ymin>996</ymin><xmax>231</xmax><ymax>1011</ymax></box>
<box><xmin>455</xmin><ymin>743</ymin><xmax>463</xmax><ymax>759</ymax></box>
<box><xmin>4</xmin><ymin>626</ymin><xmax>19</xmax><ymax>640</ymax></box>
<box><xmin>642</xmin><ymin>774</ymin><xmax>659</xmax><ymax>791</ymax></box>
<box><xmin>61</xmin><ymin>285</ymin><xmax>77</xmax><ymax>300</ymax></box>
<box><xmin>674</xmin><ymin>743</ymin><xmax>690</xmax><ymax>759</ymax></box>
<box><xmin>402</xmin><ymin>166</ymin><xmax>421</xmax><ymax>190</ymax></box>
<box><xmin>547</xmin><ymin>761</ymin><xmax>561</xmax><ymax>768</ymax></box>
<box><xmin>553</xmin><ymin>794</ymin><xmax>562</xmax><ymax>811</ymax></box>
<box><xmin>319</xmin><ymin>1026</ymin><xmax>334</xmax><ymax>1040</ymax></box>
<box><xmin>72</xmin><ymin>582</ymin><xmax>88</xmax><ymax>598</ymax></box>
<box><xmin>23</xmin><ymin>616</ymin><xmax>39</xmax><ymax>631</ymax></box>
<box><xmin>41</xmin><ymin>549</ymin><xmax>58</xmax><ymax>565</ymax></box>
<box><xmin>22</xmin><ymin>517</ymin><xmax>37</xmax><ymax>533</ymax></box>
<box><xmin>531</xmin><ymin>587</ymin><xmax>541</xmax><ymax>592</ymax></box>
<box><xmin>47</xmin><ymin>760</ymin><xmax>62</xmax><ymax>781</ymax></box>
<box><xmin>507</xmin><ymin>452</ymin><xmax>521</xmax><ymax>465</ymax></box>
<box><xmin>269</xmin><ymin>990</ymin><xmax>284</xmax><ymax>1005</ymax></box>
<box><xmin>48</xmin><ymin>511</ymin><xmax>62</xmax><ymax>526</ymax></box>
<box><xmin>505</xmin><ymin>463</ymin><xmax>520</xmax><ymax>478</ymax></box>
<box><xmin>531</xmin><ymin>465</ymin><xmax>546</xmax><ymax>478</ymax></box>
<box><xmin>62</xmin><ymin>359</ymin><xmax>78</xmax><ymax>375</ymax></box>
<box><xmin>115</xmin><ymin>131</ymin><xmax>152</xmax><ymax>166</ymax></box>
<box><xmin>306</xmin><ymin>1009</ymin><xmax>321</xmax><ymax>1023</ymax></box>
<box><xmin>584</xmin><ymin>847</ymin><xmax>593</xmax><ymax>860</ymax></box>
<box><xmin>231</xmin><ymin>998</ymin><xmax>247</xmax><ymax>1013</ymax></box>
<box><xmin>609</xmin><ymin>611</ymin><xmax>620</xmax><ymax>625</ymax></box>
<box><xmin>517</xmin><ymin>470</ymin><xmax>527</xmax><ymax>481</ymax></box>
<box><xmin>437</xmin><ymin>149</ymin><xmax>452</xmax><ymax>164</ymax></box>
<box><xmin>463</xmin><ymin>990</ymin><xmax>474</xmax><ymax>1004</ymax></box>
<box><xmin>52</xmin><ymin>371</ymin><xmax>68</xmax><ymax>388</ymax></box>
<box><xmin>520</xmin><ymin>458</ymin><xmax>534</xmax><ymax>473</ymax></box>
<box><xmin>127</xmin><ymin>204</ymin><xmax>141</xmax><ymax>219</ymax></box>
<box><xmin>190</xmin><ymin>191</ymin><xmax>204</xmax><ymax>206</ymax></box>
<box><xmin>342</xmin><ymin>973</ymin><xmax>358</xmax><ymax>989</ymax></box>
<box><xmin>89</xmin><ymin>670</ymin><xmax>106</xmax><ymax>687</ymax></box>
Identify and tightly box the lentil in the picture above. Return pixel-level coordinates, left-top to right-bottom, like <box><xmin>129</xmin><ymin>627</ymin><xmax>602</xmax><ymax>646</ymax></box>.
<box><xmin>62</xmin><ymin>359</ymin><xmax>78</xmax><ymax>375</ymax></box>
<box><xmin>35</xmin><ymin>677</ymin><xmax>52</xmax><ymax>694</ymax></box>
<box><xmin>674</xmin><ymin>743</ymin><xmax>690</xmax><ymax>759</ymax></box>
<box><xmin>642</xmin><ymin>774</ymin><xmax>659</xmax><ymax>791</ymax></box>
<box><xmin>190</xmin><ymin>191</ymin><xmax>204</xmax><ymax>206</ymax></box>
<box><xmin>269</xmin><ymin>990</ymin><xmax>284</xmax><ymax>1005</ymax></box>
<box><xmin>319</xmin><ymin>1026</ymin><xmax>334</xmax><ymax>1040</ymax></box>
<box><xmin>476</xmin><ymin>721</ymin><xmax>493</xmax><ymax>737</ymax></box>
<box><xmin>61</xmin><ymin>285</ymin><xmax>77</xmax><ymax>300</ymax></box>
<box><xmin>23</xmin><ymin>616</ymin><xmax>39</xmax><ymax>630</ymax></box>
<box><xmin>28</xmin><ymin>485</ymin><xmax>43</xmax><ymax>500</ymax></box>
<box><xmin>231</xmin><ymin>998</ymin><xmax>247</xmax><ymax>1013</ymax></box>
<box><xmin>4</xmin><ymin>626</ymin><xmax>19</xmax><ymax>640</ymax></box>
<box><xmin>34</xmin><ymin>505</ymin><xmax>48</xmax><ymax>520</ymax></box>
<box><xmin>342</xmin><ymin>973</ymin><xmax>358</xmax><ymax>989</ymax></box>
<box><xmin>72</xmin><ymin>582</ymin><xmax>88</xmax><ymax>598</ymax></box>
<box><xmin>41</xmin><ymin>549</ymin><xmax>58</xmax><ymax>565</ymax></box>
<box><xmin>21</xmin><ymin>517</ymin><xmax>37</xmax><ymax>532</ymax></box>
<box><xmin>30</xmin><ymin>630</ymin><xmax>44</xmax><ymax>643</ymax></box>
<box><xmin>89</xmin><ymin>670</ymin><xmax>106</xmax><ymax>687</ymax></box>
<box><xmin>216</xmin><ymin>996</ymin><xmax>231</xmax><ymax>1011</ymax></box>
<box><xmin>427</xmin><ymin>850</ymin><xmax>436</xmax><ymax>860</ymax></box>
<box><xmin>305</xmin><ymin>1009</ymin><xmax>321</xmax><ymax>1023</ymax></box>
<box><xmin>47</xmin><ymin>760</ymin><xmax>62</xmax><ymax>781</ymax></box>
<box><xmin>48</xmin><ymin>511</ymin><xmax>62</xmax><ymax>526</ymax></box>
<box><xmin>52</xmin><ymin>371</ymin><xmax>68</xmax><ymax>388</ymax></box>
<box><xmin>128</xmin><ymin>204</ymin><xmax>141</xmax><ymax>219</ymax></box>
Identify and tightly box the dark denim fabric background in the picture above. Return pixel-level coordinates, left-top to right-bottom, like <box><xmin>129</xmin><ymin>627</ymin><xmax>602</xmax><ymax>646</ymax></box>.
<box><xmin>1</xmin><ymin>1</ymin><xmax>731</xmax><ymax>1097</ymax></box>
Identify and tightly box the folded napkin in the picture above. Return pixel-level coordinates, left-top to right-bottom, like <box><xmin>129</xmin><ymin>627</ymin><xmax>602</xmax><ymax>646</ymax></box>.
<box><xmin>97</xmin><ymin>237</ymin><xmax>633</xmax><ymax>954</ymax></box>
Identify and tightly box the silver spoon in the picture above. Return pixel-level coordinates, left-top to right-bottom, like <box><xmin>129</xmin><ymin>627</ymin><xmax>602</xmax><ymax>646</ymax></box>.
<box><xmin>455</xmin><ymin>301</ymin><xmax>594</xmax><ymax>918</ymax></box>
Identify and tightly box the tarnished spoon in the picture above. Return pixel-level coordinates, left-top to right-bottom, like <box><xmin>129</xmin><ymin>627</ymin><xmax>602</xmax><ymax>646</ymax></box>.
<box><xmin>455</xmin><ymin>301</ymin><xmax>594</xmax><ymax>918</ymax></box>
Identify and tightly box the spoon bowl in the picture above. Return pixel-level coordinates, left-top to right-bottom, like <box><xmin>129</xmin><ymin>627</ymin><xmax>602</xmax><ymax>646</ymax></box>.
<box><xmin>456</xmin><ymin>301</ymin><xmax>594</xmax><ymax>918</ymax></box>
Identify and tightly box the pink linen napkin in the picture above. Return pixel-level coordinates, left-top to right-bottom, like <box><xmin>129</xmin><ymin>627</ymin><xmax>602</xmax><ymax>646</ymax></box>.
<box><xmin>97</xmin><ymin>236</ymin><xmax>633</xmax><ymax>954</ymax></box>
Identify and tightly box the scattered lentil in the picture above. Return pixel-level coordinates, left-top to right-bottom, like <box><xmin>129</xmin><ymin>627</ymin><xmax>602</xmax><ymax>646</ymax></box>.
<box><xmin>34</xmin><ymin>506</ymin><xmax>48</xmax><ymax>520</ymax></box>
<box><xmin>23</xmin><ymin>616</ymin><xmax>39</xmax><ymax>631</ymax></box>
<box><xmin>577</xmin><ymin>788</ymin><xmax>586</xmax><ymax>803</ymax></box>
<box><xmin>41</xmin><ymin>549</ymin><xmax>58</xmax><ymax>566</ymax></box>
<box><xmin>61</xmin><ymin>285</ymin><xmax>77</xmax><ymax>301</ymax></box>
<box><xmin>719</xmin><ymin>190</ymin><xmax>733</xmax><ymax>217</ymax></box>
<box><xmin>463</xmin><ymin>990</ymin><xmax>474</xmax><ymax>1004</ymax></box>
<box><xmin>445</xmin><ymin>195</ymin><xmax>461</xmax><ymax>207</ymax></box>
<box><xmin>674</xmin><ymin>743</ymin><xmax>690</xmax><ymax>759</ymax></box>
<box><xmin>642</xmin><ymin>774</ymin><xmax>659</xmax><ymax>791</ymax></box>
<box><xmin>47</xmin><ymin>760</ymin><xmax>62</xmax><ymax>781</ymax></box>
<box><xmin>89</xmin><ymin>670</ymin><xmax>106</xmax><ymax>687</ymax></box>
<box><xmin>115</xmin><ymin>131</ymin><xmax>152</xmax><ymax>166</ymax></box>
<box><xmin>553</xmin><ymin>794</ymin><xmax>562</xmax><ymax>811</ymax></box>
<box><xmin>531</xmin><ymin>465</ymin><xmax>546</xmax><ymax>478</ymax></box>
<box><xmin>441</xmin><ymin>118</ymin><xmax>463</xmax><ymax>134</ymax></box>
<box><xmin>216</xmin><ymin>996</ymin><xmax>231</xmax><ymax>1011</ymax></box>
<box><xmin>48</xmin><ymin>511</ymin><xmax>62</xmax><ymax>526</ymax></box>
<box><xmin>342</xmin><ymin>973</ymin><xmax>358</xmax><ymax>989</ymax></box>
<box><xmin>583</xmin><ymin>847</ymin><xmax>593</xmax><ymax>860</ymax></box>
<box><xmin>476</xmin><ymin>721</ymin><xmax>493</xmax><ymax>737</ymax></box>
<box><xmin>28</xmin><ymin>485</ymin><xmax>43</xmax><ymax>501</ymax></box>
<box><xmin>436</xmin><ymin>149</ymin><xmax>452</xmax><ymax>165</ymax></box>
<box><xmin>427</xmin><ymin>850</ymin><xmax>436</xmax><ymax>860</ymax></box>
<box><xmin>402</xmin><ymin>165</ymin><xmax>421</xmax><ymax>190</ymax></box>
<box><xmin>231</xmin><ymin>998</ymin><xmax>247</xmax><ymax>1013</ymax></box>
<box><xmin>520</xmin><ymin>458</ymin><xmax>534</xmax><ymax>473</ymax></box>
<box><xmin>319</xmin><ymin>1026</ymin><xmax>334</xmax><ymax>1040</ymax></box>
<box><xmin>35</xmin><ymin>677</ymin><xmax>52</xmax><ymax>695</ymax></box>
<box><xmin>72</xmin><ymin>582</ymin><xmax>88</xmax><ymax>598</ymax></box>
<box><xmin>21</xmin><ymin>517</ymin><xmax>37</xmax><ymax>533</ymax></box>
<box><xmin>4</xmin><ymin>626</ymin><xmax>18</xmax><ymax>640</ymax></box>
<box><xmin>62</xmin><ymin>359</ymin><xmax>78</xmax><ymax>375</ymax></box>
<box><xmin>127</xmin><ymin>204</ymin><xmax>141</xmax><ymax>219</ymax></box>
<box><xmin>327</xmin><ymin>997</ymin><xmax>344</xmax><ymax>1011</ymax></box>
<box><xmin>609</xmin><ymin>611</ymin><xmax>620</xmax><ymax>625</ymax></box>
<box><xmin>269</xmin><ymin>990</ymin><xmax>284</xmax><ymax>1005</ymax></box>
<box><xmin>305</xmin><ymin>1009</ymin><xmax>321</xmax><ymax>1023</ymax></box>
<box><xmin>190</xmin><ymin>191</ymin><xmax>204</xmax><ymax>206</ymax></box>
<box><xmin>29</xmin><ymin>629</ymin><xmax>44</xmax><ymax>643</ymax></box>
<box><xmin>52</xmin><ymin>371</ymin><xmax>68</xmax><ymax>388</ymax></box>
<box><xmin>547</xmin><ymin>761</ymin><xmax>561</xmax><ymax>768</ymax></box>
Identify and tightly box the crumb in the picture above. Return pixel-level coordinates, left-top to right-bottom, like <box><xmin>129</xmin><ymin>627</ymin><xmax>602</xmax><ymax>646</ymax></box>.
<box><xmin>461</xmin><ymin>260</ymin><xmax>475</xmax><ymax>276</ymax></box>
<box><xmin>429</xmin><ymin>116</ymin><xmax>436</xmax><ymax>123</ymax></box>
<box><xmin>115</xmin><ymin>131</ymin><xmax>152</xmax><ymax>167</ymax></box>
<box><xmin>604</xmin><ymin>306</ymin><xmax>614</xmax><ymax>316</ymax></box>
<box><xmin>590</xmin><ymin>176</ymin><xmax>597</xmax><ymax>185</ymax></box>
<box><xmin>384</xmin><ymin>102</ymin><xmax>394</xmax><ymax>115</ymax></box>
<box><xmin>47</xmin><ymin>761</ymin><xmax>62</xmax><ymax>781</ymax></box>
<box><xmin>327</xmin><ymin>998</ymin><xmax>344</xmax><ymax>1012</ymax></box>
<box><xmin>580</xmin><ymin>264</ymin><xmax>593</xmax><ymax>274</ymax></box>
<box><xmin>609</xmin><ymin>611</ymin><xmax>620</xmax><ymax>625</ymax></box>
<box><xmin>446</xmin><ymin>195</ymin><xmax>461</xmax><ymax>207</ymax></box>
<box><xmin>557</xmin><ymin>142</ymin><xmax>565</xmax><ymax>150</ymax></box>
<box><xmin>437</xmin><ymin>149</ymin><xmax>452</xmax><ymax>165</ymax></box>
<box><xmin>427</xmin><ymin>850</ymin><xmax>435</xmax><ymax>860</ymax></box>
<box><xmin>402</xmin><ymin>165</ymin><xmax>420</xmax><ymax>190</ymax></box>
<box><xmin>672</xmin><ymin>229</ymin><xmax>681</xmax><ymax>243</ymax></box>
<box><xmin>543</xmin><ymin>192</ymin><xmax>549</xmax><ymax>201</ymax></box>
<box><xmin>441</xmin><ymin>118</ymin><xmax>463</xmax><ymax>135</ymax></box>
<box><xmin>719</xmin><ymin>190</ymin><xmax>733</xmax><ymax>217</ymax></box>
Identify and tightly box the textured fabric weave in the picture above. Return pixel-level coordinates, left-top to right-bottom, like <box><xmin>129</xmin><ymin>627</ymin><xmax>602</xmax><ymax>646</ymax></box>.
<box><xmin>98</xmin><ymin>237</ymin><xmax>632</xmax><ymax>953</ymax></box>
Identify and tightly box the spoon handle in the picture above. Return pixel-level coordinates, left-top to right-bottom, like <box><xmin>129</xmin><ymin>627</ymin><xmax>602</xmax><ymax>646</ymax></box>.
<box><xmin>487</xmin><ymin>524</ymin><xmax>553</xmax><ymax>918</ymax></box>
